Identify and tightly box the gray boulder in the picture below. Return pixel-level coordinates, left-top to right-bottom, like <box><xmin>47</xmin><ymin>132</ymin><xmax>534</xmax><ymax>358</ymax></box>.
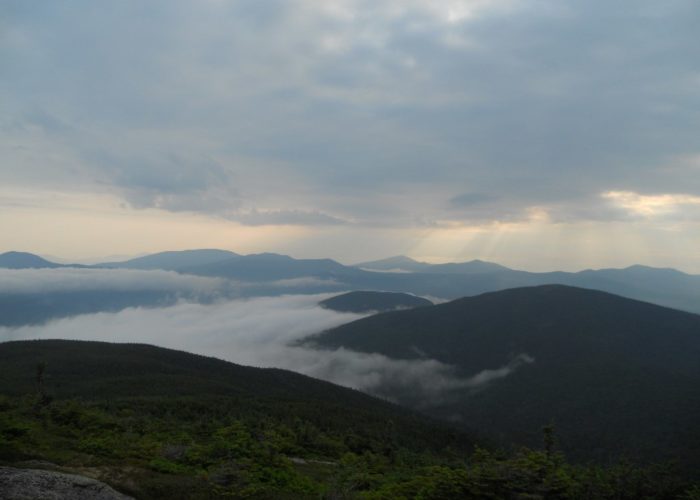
<box><xmin>0</xmin><ymin>467</ymin><xmax>133</xmax><ymax>500</ymax></box>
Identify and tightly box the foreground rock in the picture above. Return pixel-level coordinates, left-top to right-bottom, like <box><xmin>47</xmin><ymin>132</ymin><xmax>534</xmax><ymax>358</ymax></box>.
<box><xmin>0</xmin><ymin>467</ymin><xmax>133</xmax><ymax>500</ymax></box>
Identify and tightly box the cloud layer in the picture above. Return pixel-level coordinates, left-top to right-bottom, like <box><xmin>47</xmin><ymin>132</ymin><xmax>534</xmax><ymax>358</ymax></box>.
<box><xmin>3</xmin><ymin>0</ymin><xmax>699</xmax><ymax>227</ymax></box>
<box><xmin>0</xmin><ymin>294</ymin><xmax>531</xmax><ymax>404</ymax></box>
<box><xmin>0</xmin><ymin>268</ymin><xmax>226</xmax><ymax>295</ymax></box>
<box><xmin>3</xmin><ymin>0</ymin><xmax>699</xmax><ymax>270</ymax></box>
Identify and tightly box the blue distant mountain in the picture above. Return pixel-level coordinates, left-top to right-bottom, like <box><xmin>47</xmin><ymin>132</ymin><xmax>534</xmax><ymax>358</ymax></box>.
<box><xmin>183</xmin><ymin>253</ymin><xmax>357</xmax><ymax>281</ymax></box>
<box><xmin>0</xmin><ymin>251</ymin><xmax>77</xmax><ymax>269</ymax></box>
<box><xmin>3</xmin><ymin>248</ymin><xmax>700</xmax><ymax>322</ymax></box>
<box><xmin>355</xmin><ymin>255</ymin><xmax>511</xmax><ymax>274</ymax></box>
<box><xmin>97</xmin><ymin>249</ymin><xmax>240</xmax><ymax>271</ymax></box>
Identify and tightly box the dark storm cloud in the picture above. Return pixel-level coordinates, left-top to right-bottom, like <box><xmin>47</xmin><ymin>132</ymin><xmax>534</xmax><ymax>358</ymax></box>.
<box><xmin>2</xmin><ymin>0</ymin><xmax>699</xmax><ymax>225</ymax></box>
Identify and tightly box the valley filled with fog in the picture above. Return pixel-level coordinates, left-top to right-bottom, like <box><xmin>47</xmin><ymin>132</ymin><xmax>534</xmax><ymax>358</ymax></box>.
<box><xmin>3</xmin><ymin>251</ymin><xmax>700</xmax><ymax>495</ymax></box>
<box><xmin>0</xmin><ymin>267</ymin><xmax>533</xmax><ymax>407</ymax></box>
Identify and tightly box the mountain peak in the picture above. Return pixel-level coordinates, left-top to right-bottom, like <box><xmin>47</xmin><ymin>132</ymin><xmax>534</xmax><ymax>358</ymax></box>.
<box><xmin>622</xmin><ymin>264</ymin><xmax>685</xmax><ymax>274</ymax></box>
<box><xmin>0</xmin><ymin>251</ymin><xmax>62</xmax><ymax>269</ymax></box>
<box><xmin>310</xmin><ymin>284</ymin><xmax>700</xmax><ymax>466</ymax></box>
<box><xmin>98</xmin><ymin>249</ymin><xmax>239</xmax><ymax>271</ymax></box>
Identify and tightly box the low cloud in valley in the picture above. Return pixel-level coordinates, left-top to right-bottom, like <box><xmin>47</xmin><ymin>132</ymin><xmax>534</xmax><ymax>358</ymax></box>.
<box><xmin>0</xmin><ymin>293</ymin><xmax>532</xmax><ymax>405</ymax></box>
<box><xmin>0</xmin><ymin>268</ymin><xmax>226</xmax><ymax>295</ymax></box>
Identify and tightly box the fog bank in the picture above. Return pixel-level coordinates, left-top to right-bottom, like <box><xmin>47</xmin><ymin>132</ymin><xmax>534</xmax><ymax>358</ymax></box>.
<box><xmin>0</xmin><ymin>268</ymin><xmax>226</xmax><ymax>294</ymax></box>
<box><xmin>0</xmin><ymin>294</ymin><xmax>532</xmax><ymax>405</ymax></box>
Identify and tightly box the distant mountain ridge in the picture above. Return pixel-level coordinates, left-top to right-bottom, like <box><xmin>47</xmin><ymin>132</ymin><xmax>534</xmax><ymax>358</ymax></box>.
<box><xmin>3</xmin><ymin>249</ymin><xmax>700</xmax><ymax>316</ymax></box>
<box><xmin>0</xmin><ymin>251</ymin><xmax>83</xmax><ymax>269</ymax></box>
<box><xmin>355</xmin><ymin>255</ymin><xmax>511</xmax><ymax>274</ymax></box>
<box><xmin>183</xmin><ymin>253</ymin><xmax>356</xmax><ymax>281</ymax></box>
<box><xmin>97</xmin><ymin>249</ymin><xmax>240</xmax><ymax>271</ymax></box>
<box><xmin>0</xmin><ymin>249</ymin><xmax>239</xmax><ymax>271</ymax></box>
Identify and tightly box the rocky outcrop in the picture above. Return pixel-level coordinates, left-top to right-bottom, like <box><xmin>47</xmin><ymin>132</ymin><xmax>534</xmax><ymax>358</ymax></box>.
<box><xmin>0</xmin><ymin>467</ymin><xmax>133</xmax><ymax>500</ymax></box>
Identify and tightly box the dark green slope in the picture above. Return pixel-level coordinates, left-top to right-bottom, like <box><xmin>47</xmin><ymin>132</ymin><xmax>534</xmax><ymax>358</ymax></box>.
<box><xmin>310</xmin><ymin>285</ymin><xmax>700</xmax><ymax>468</ymax></box>
<box><xmin>0</xmin><ymin>340</ymin><xmax>479</xmax><ymax>498</ymax></box>
<box><xmin>0</xmin><ymin>340</ymin><xmax>474</xmax><ymax>451</ymax></box>
<box><xmin>1</xmin><ymin>340</ymin><xmax>697</xmax><ymax>498</ymax></box>
<box><xmin>0</xmin><ymin>339</ymin><xmax>390</xmax><ymax>402</ymax></box>
<box><xmin>319</xmin><ymin>291</ymin><xmax>432</xmax><ymax>313</ymax></box>
<box><xmin>312</xmin><ymin>285</ymin><xmax>700</xmax><ymax>372</ymax></box>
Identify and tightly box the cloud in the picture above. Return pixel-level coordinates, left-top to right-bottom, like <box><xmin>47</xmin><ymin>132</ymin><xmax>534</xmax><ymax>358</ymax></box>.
<box><xmin>0</xmin><ymin>294</ymin><xmax>532</xmax><ymax>405</ymax></box>
<box><xmin>4</xmin><ymin>0</ymin><xmax>700</xmax><ymax>273</ymax></box>
<box><xmin>0</xmin><ymin>268</ymin><xmax>226</xmax><ymax>295</ymax></box>
<box><xmin>2</xmin><ymin>0</ymin><xmax>699</xmax><ymax>229</ymax></box>
<box><xmin>231</xmin><ymin>209</ymin><xmax>349</xmax><ymax>226</ymax></box>
<box><xmin>91</xmin><ymin>151</ymin><xmax>240</xmax><ymax>214</ymax></box>
<box><xmin>325</xmin><ymin>349</ymin><xmax>535</xmax><ymax>408</ymax></box>
<box><xmin>450</xmin><ymin>192</ymin><xmax>498</xmax><ymax>207</ymax></box>
<box><xmin>359</xmin><ymin>267</ymin><xmax>413</xmax><ymax>273</ymax></box>
<box><xmin>602</xmin><ymin>190</ymin><xmax>700</xmax><ymax>221</ymax></box>
<box><xmin>462</xmin><ymin>353</ymin><xmax>534</xmax><ymax>387</ymax></box>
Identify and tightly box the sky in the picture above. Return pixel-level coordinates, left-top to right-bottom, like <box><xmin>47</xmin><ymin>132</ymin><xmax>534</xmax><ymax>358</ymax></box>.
<box><xmin>2</xmin><ymin>0</ymin><xmax>700</xmax><ymax>272</ymax></box>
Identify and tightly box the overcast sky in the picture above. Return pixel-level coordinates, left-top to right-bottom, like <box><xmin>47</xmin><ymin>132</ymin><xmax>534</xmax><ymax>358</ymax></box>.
<box><xmin>2</xmin><ymin>0</ymin><xmax>699</xmax><ymax>271</ymax></box>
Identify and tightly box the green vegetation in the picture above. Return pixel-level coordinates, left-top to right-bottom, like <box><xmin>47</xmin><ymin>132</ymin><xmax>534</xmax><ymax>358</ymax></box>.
<box><xmin>1</xmin><ymin>340</ymin><xmax>697</xmax><ymax>498</ymax></box>
<box><xmin>310</xmin><ymin>285</ymin><xmax>700</xmax><ymax>471</ymax></box>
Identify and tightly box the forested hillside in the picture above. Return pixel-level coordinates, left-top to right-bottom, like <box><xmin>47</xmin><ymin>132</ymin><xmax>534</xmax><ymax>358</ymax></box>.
<box><xmin>311</xmin><ymin>285</ymin><xmax>700</xmax><ymax>473</ymax></box>
<box><xmin>2</xmin><ymin>340</ymin><xmax>697</xmax><ymax>498</ymax></box>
